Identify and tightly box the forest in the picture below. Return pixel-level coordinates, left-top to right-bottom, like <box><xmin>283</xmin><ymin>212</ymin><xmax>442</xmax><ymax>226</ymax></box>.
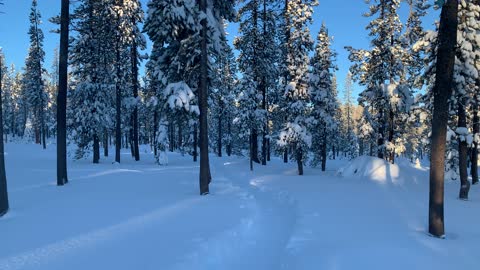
<box><xmin>0</xmin><ymin>0</ymin><xmax>479</xmax><ymax>269</ymax></box>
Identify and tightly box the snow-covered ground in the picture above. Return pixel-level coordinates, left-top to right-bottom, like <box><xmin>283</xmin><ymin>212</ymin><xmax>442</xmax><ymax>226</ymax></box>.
<box><xmin>0</xmin><ymin>143</ymin><xmax>479</xmax><ymax>270</ymax></box>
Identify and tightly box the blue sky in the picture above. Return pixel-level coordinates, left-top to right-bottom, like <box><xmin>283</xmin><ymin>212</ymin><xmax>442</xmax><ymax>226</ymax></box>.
<box><xmin>0</xmin><ymin>0</ymin><xmax>439</xmax><ymax>102</ymax></box>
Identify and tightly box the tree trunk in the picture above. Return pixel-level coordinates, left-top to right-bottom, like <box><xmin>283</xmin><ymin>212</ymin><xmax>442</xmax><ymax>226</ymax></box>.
<box><xmin>283</xmin><ymin>148</ymin><xmax>288</xmax><ymax>163</ymax></box>
<box><xmin>0</xmin><ymin>53</ymin><xmax>9</xmax><ymax>217</ymax></box>
<box><xmin>104</xmin><ymin>129</ymin><xmax>109</xmax><ymax>157</ymax></box>
<box><xmin>131</xmin><ymin>38</ymin><xmax>140</xmax><ymax>162</ymax></box>
<box><xmin>458</xmin><ymin>97</ymin><xmax>470</xmax><ymax>200</ymax></box>
<box><xmin>378</xmin><ymin>108</ymin><xmax>385</xmax><ymax>159</ymax></box>
<box><xmin>472</xmin><ymin>101</ymin><xmax>479</xmax><ymax>185</ymax></box>
<box><xmin>251</xmin><ymin>128</ymin><xmax>260</xmax><ymax>163</ymax></box>
<box><xmin>428</xmin><ymin>0</ymin><xmax>458</xmax><ymax>238</ymax></box>
<box><xmin>388</xmin><ymin>109</ymin><xmax>395</xmax><ymax>163</ymax></box>
<box><xmin>296</xmin><ymin>147</ymin><xmax>303</xmax><ymax>175</ymax></box>
<box><xmin>321</xmin><ymin>136</ymin><xmax>327</xmax><ymax>172</ymax></box>
<box><xmin>250</xmin><ymin>133</ymin><xmax>254</xmax><ymax>171</ymax></box>
<box><xmin>56</xmin><ymin>0</ymin><xmax>69</xmax><ymax>186</ymax></box>
<box><xmin>199</xmin><ymin>0</ymin><xmax>211</xmax><ymax>195</ymax></box>
<box><xmin>129</xmin><ymin>128</ymin><xmax>135</xmax><ymax>157</ymax></box>
<box><xmin>193</xmin><ymin>122</ymin><xmax>198</xmax><ymax>162</ymax></box>
<box><xmin>217</xmin><ymin>113</ymin><xmax>222</xmax><ymax>157</ymax></box>
<box><xmin>93</xmin><ymin>134</ymin><xmax>100</xmax><ymax>164</ymax></box>
<box><xmin>41</xmin><ymin>105</ymin><xmax>46</xmax><ymax>149</ymax></box>
<box><xmin>178</xmin><ymin>121</ymin><xmax>183</xmax><ymax>154</ymax></box>
<box><xmin>332</xmin><ymin>144</ymin><xmax>336</xmax><ymax>160</ymax></box>
<box><xmin>115</xmin><ymin>47</ymin><xmax>121</xmax><ymax>164</ymax></box>
<box><xmin>226</xmin><ymin>116</ymin><xmax>232</xmax><ymax>156</ymax></box>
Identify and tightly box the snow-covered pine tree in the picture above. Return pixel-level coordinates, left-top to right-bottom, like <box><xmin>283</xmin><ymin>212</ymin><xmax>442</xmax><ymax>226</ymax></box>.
<box><xmin>0</xmin><ymin>47</ymin><xmax>8</xmax><ymax>217</ymax></box>
<box><xmin>308</xmin><ymin>23</ymin><xmax>338</xmax><ymax>171</ymax></box>
<box><xmin>144</xmin><ymin>0</ymin><xmax>201</xmax><ymax>163</ymax></box>
<box><xmin>453</xmin><ymin>0</ymin><xmax>480</xmax><ymax>199</ymax></box>
<box><xmin>70</xmin><ymin>0</ymin><xmax>116</xmax><ymax>163</ymax></box>
<box><xmin>211</xmin><ymin>39</ymin><xmax>237</xmax><ymax>158</ymax></box>
<box><xmin>346</xmin><ymin>0</ymin><xmax>407</xmax><ymax>162</ymax></box>
<box><xmin>235</xmin><ymin>0</ymin><xmax>278</xmax><ymax>166</ymax></box>
<box><xmin>278</xmin><ymin>0</ymin><xmax>317</xmax><ymax>175</ymax></box>
<box><xmin>24</xmin><ymin>0</ymin><xmax>47</xmax><ymax>149</ymax></box>
<box><xmin>118</xmin><ymin>0</ymin><xmax>146</xmax><ymax>162</ymax></box>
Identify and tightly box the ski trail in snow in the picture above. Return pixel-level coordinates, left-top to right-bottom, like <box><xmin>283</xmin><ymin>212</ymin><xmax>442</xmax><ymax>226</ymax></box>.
<box><xmin>0</xmin><ymin>198</ymin><xmax>201</xmax><ymax>270</ymax></box>
<box><xmin>171</xmin><ymin>163</ymin><xmax>298</xmax><ymax>270</ymax></box>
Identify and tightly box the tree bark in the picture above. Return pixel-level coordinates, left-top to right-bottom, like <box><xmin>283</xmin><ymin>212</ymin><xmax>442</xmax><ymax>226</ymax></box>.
<box><xmin>321</xmin><ymin>135</ymin><xmax>327</xmax><ymax>172</ymax></box>
<box><xmin>193</xmin><ymin>122</ymin><xmax>198</xmax><ymax>162</ymax></box>
<box><xmin>93</xmin><ymin>134</ymin><xmax>100</xmax><ymax>164</ymax></box>
<box><xmin>226</xmin><ymin>116</ymin><xmax>232</xmax><ymax>156</ymax></box>
<box><xmin>104</xmin><ymin>129</ymin><xmax>109</xmax><ymax>157</ymax></box>
<box><xmin>472</xmin><ymin>99</ymin><xmax>479</xmax><ymax>185</ymax></box>
<box><xmin>458</xmin><ymin>97</ymin><xmax>470</xmax><ymax>200</ymax></box>
<box><xmin>217</xmin><ymin>110</ymin><xmax>222</xmax><ymax>157</ymax></box>
<box><xmin>0</xmin><ymin>53</ymin><xmax>9</xmax><ymax>217</ymax></box>
<box><xmin>153</xmin><ymin>109</ymin><xmax>158</xmax><ymax>157</ymax></box>
<box><xmin>115</xmin><ymin>46</ymin><xmax>121</xmax><ymax>164</ymax></box>
<box><xmin>131</xmin><ymin>38</ymin><xmax>140</xmax><ymax>161</ymax></box>
<box><xmin>56</xmin><ymin>0</ymin><xmax>69</xmax><ymax>186</ymax></box>
<box><xmin>296</xmin><ymin>147</ymin><xmax>303</xmax><ymax>175</ymax></box>
<box><xmin>199</xmin><ymin>0</ymin><xmax>211</xmax><ymax>195</ymax></box>
<box><xmin>428</xmin><ymin>0</ymin><xmax>458</xmax><ymax>238</ymax></box>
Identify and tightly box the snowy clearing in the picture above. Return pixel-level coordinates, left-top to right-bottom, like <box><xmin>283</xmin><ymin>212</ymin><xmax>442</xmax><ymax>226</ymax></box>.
<box><xmin>1</xmin><ymin>144</ymin><xmax>479</xmax><ymax>270</ymax></box>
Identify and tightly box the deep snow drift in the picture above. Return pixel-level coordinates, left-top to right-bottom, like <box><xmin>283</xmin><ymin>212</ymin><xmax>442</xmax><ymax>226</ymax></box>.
<box><xmin>0</xmin><ymin>144</ymin><xmax>479</xmax><ymax>270</ymax></box>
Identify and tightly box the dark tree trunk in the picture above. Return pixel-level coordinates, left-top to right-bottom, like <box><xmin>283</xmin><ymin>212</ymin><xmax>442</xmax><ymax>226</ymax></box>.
<box><xmin>267</xmin><ymin>138</ymin><xmax>271</xmax><ymax>161</ymax></box>
<box><xmin>428</xmin><ymin>0</ymin><xmax>458</xmax><ymax>238</ymax></box>
<box><xmin>226</xmin><ymin>116</ymin><xmax>232</xmax><ymax>156</ymax></box>
<box><xmin>217</xmin><ymin>113</ymin><xmax>222</xmax><ymax>157</ymax></box>
<box><xmin>250</xmin><ymin>133</ymin><xmax>254</xmax><ymax>171</ymax></box>
<box><xmin>129</xmin><ymin>128</ymin><xmax>135</xmax><ymax>157</ymax></box>
<box><xmin>193</xmin><ymin>122</ymin><xmax>198</xmax><ymax>162</ymax></box>
<box><xmin>178</xmin><ymin>121</ymin><xmax>183</xmax><ymax>153</ymax></box>
<box><xmin>332</xmin><ymin>144</ymin><xmax>336</xmax><ymax>160</ymax></box>
<box><xmin>296</xmin><ymin>147</ymin><xmax>303</xmax><ymax>176</ymax></box>
<box><xmin>131</xmin><ymin>39</ymin><xmax>140</xmax><ymax>162</ymax></box>
<box><xmin>56</xmin><ymin>0</ymin><xmax>69</xmax><ymax>186</ymax></box>
<box><xmin>93</xmin><ymin>134</ymin><xmax>100</xmax><ymax>164</ymax></box>
<box><xmin>321</xmin><ymin>136</ymin><xmax>327</xmax><ymax>172</ymax></box>
<box><xmin>41</xmin><ymin>104</ymin><xmax>46</xmax><ymax>149</ymax></box>
<box><xmin>198</xmin><ymin>0</ymin><xmax>211</xmax><ymax>195</ymax></box>
<box><xmin>458</xmin><ymin>97</ymin><xmax>470</xmax><ymax>200</ymax></box>
<box><xmin>251</xmin><ymin>129</ymin><xmax>260</xmax><ymax>163</ymax></box>
<box><xmin>378</xmin><ymin>108</ymin><xmax>385</xmax><ymax>159</ymax></box>
<box><xmin>283</xmin><ymin>148</ymin><xmax>288</xmax><ymax>163</ymax></box>
<box><xmin>115</xmin><ymin>47</ymin><xmax>121</xmax><ymax>164</ymax></box>
<box><xmin>0</xmin><ymin>53</ymin><xmax>9</xmax><ymax>217</ymax></box>
<box><xmin>472</xmin><ymin>101</ymin><xmax>479</xmax><ymax>185</ymax></box>
<box><xmin>388</xmin><ymin>110</ymin><xmax>395</xmax><ymax>163</ymax></box>
<box><xmin>104</xmin><ymin>129</ymin><xmax>109</xmax><ymax>157</ymax></box>
<box><xmin>169</xmin><ymin>122</ymin><xmax>174</xmax><ymax>152</ymax></box>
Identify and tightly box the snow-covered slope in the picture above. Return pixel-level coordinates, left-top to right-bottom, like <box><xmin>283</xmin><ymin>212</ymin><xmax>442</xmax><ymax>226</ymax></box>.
<box><xmin>0</xmin><ymin>144</ymin><xmax>479</xmax><ymax>270</ymax></box>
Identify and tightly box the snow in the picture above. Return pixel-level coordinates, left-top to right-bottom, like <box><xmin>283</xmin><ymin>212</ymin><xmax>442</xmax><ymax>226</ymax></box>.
<box><xmin>1</xmin><ymin>144</ymin><xmax>480</xmax><ymax>270</ymax></box>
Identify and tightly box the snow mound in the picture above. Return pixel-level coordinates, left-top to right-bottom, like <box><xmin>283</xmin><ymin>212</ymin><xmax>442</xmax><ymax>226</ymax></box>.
<box><xmin>337</xmin><ymin>156</ymin><xmax>400</xmax><ymax>184</ymax></box>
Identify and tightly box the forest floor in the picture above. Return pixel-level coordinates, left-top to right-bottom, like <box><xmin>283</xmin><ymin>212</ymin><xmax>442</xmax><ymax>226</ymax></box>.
<box><xmin>0</xmin><ymin>143</ymin><xmax>479</xmax><ymax>270</ymax></box>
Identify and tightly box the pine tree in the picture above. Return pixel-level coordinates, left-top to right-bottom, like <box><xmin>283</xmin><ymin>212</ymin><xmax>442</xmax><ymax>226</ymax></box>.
<box><xmin>70</xmin><ymin>0</ymin><xmax>116</xmax><ymax>163</ymax></box>
<box><xmin>347</xmin><ymin>0</ymin><xmax>407</xmax><ymax>161</ymax></box>
<box><xmin>279</xmin><ymin>0</ymin><xmax>317</xmax><ymax>175</ymax></box>
<box><xmin>309</xmin><ymin>23</ymin><xmax>338</xmax><ymax>171</ymax></box>
<box><xmin>24</xmin><ymin>0</ymin><xmax>47</xmax><ymax>149</ymax></box>
<box><xmin>0</xmin><ymin>48</ymin><xmax>9</xmax><ymax>217</ymax></box>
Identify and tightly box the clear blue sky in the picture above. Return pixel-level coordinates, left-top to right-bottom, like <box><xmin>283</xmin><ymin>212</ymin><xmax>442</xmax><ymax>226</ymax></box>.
<box><xmin>0</xmin><ymin>0</ymin><xmax>439</xmax><ymax>102</ymax></box>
